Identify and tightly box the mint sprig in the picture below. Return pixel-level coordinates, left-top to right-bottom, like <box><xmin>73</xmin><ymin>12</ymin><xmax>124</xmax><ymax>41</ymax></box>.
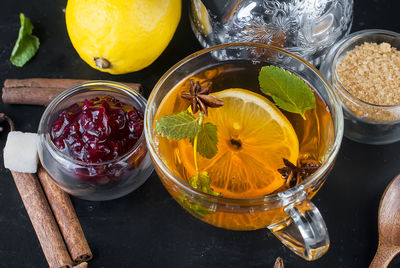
<box><xmin>10</xmin><ymin>13</ymin><xmax>40</xmax><ymax>67</ymax></box>
<box><xmin>175</xmin><ymin>195</ymin><xmax>215</xmax><ymax>217</ymax></box>
<box><xmin>189</xmin><ymin>171</ymin><xmax>220</xmax><ymax>196</ymax></box>
<box><xmin>154</xmin><ymin>110</ymin><xmax>201</xmax><ymax>140</ymax></box>
<box><xmin>155</xmin><ymin>112</ymin><xmax>219</xmax><ymax>195</ymax></box>
<box><xmin>258</xmin><ymin>66</ymin><xmax>315</xmax><ymax>119</ymax></box>
<box><xmin>190</xmin><ymin>122</ymin><xmax>218</xmax><ymax>159</ymax></box>
<box><xmin>155</xmin><ymin>97</ymin><xmax>221</xmax><ymax>196</ymax></box>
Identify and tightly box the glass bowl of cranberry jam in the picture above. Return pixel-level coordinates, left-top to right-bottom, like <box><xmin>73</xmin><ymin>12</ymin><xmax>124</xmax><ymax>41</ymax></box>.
<box><xmin>38</xmin><ymin>81</ymin><xmax>153</xmax><ymax>201</ymax></box>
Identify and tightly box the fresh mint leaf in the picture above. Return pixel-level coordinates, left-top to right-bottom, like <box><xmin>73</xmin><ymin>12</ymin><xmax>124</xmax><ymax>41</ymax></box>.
<box><xmin>155</xmin><ymin>110</ymin><xmax>201</xmax><ymax>140</ymax></box>
<box><xmin>190</xmin><ymin>122</ymin><xmax>218</xmax><ymax>159</ymax></box>
<box><xmin>175</xmin><ymin>195</ymin><xmax>214</xmax><ymax>217</ymax></box>
<box><xmin>10</xmin><ymin>13</ymin><xmax>40</xmax><ymax>67</ymax></box>
<box><xmin>259</xmin><ymin>65</ymin><xmax>315</xmax><ymax>119</ymax></box>
<box><xmin>189</xmin><ymin>171</ymin><xmax>220</xmax><ymax>196</ymax></box>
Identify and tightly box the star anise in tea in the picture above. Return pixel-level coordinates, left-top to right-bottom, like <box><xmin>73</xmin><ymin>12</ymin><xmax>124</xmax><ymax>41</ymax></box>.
<box><xmin>278</xmin><ymin>158</ymin><xmax>321</xmax><ymax>188</ymax></box>
<box><xmin>181</xmin><ymin>79</ymin><xmax>224</xmax><ymax>116</ymax></box>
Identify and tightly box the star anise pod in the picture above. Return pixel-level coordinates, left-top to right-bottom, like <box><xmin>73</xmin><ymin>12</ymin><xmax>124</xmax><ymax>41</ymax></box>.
<box><xmin>298</xmin><ymin>159</ymin><xmax>321</xmax><ymax>179</ymax></box>
<box><xmin>277</xmin><ymin>158</ymin><xmax>320</xmax><ymax>188</ymax></box>
<box><xmin>181</xmin><ymin>79</ymin><xmax>224</xmax><ymax>115</ymax></box>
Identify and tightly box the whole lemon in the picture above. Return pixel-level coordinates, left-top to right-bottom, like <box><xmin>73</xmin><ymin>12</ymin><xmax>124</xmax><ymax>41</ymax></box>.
<box><xmin>65</xmin><ymin>0</ymin><xmax>181</xmax><ymax>74</ymax></box>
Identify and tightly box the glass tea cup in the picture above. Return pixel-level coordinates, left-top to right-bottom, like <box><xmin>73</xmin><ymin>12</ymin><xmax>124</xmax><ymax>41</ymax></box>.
<box><xmin>145</xmin><ymin>43</ymin><xmax>343</xmax><ymax>260</ymax></box>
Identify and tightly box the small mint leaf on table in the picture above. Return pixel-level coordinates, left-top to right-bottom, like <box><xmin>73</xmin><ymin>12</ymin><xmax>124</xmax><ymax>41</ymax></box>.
<box><xmin>10</xmin><ymin>13</ymin><xmax>40</xmax><ymax>67</ymax></box>
<box><xmin>189</xmin><ymin>171</ymin><xmax>220</xmax><ymax>196</ymax></box>
<box><xmin>258</xmin><ymin>65</ymin><xmax>315</xmax><ymax>119</ymax></box>
<box><xmin>190</xmin><ymin>122</ymin><xmax>218</xmax><ymax>159</ymax></box>
<box><xmin>155</xmin><ymin>110</ymin><xmax>201</xmax><ymax>140</ymax></box>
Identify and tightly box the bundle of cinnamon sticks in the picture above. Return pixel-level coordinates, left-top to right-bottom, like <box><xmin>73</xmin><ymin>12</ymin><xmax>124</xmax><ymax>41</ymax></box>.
<box><xmin>11</xmin><ymin>168</ymin><xmax>91</xmax><ymax>268</ymax></box>
<box><xmin>3</xmin><ymin>78</ymin><xmax>142</xmax><ymax>267</ymax></box>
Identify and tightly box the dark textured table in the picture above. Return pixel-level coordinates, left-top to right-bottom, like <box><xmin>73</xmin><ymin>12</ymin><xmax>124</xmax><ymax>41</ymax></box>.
<box><xmin>1</xmin><ymin>1</ymin><xmax>400</xmax><ymax>267</ymax></box>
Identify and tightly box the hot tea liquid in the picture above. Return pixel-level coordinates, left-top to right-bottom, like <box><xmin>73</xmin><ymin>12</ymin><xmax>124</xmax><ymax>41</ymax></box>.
<box><xmin>153</xmin><ymin>62</ymin><xmax>334</xmax><ymax>230</ymax></box>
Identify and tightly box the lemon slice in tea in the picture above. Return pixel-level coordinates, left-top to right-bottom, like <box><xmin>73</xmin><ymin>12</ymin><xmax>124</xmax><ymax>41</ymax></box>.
<box><xmin>180</xmin><ymin>88</ymin><xmax>299</xmax><ymax>198</ymax></box>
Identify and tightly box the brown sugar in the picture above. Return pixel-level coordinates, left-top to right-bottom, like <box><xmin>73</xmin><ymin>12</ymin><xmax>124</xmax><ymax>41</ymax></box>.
<box><xmin>335</xmin><ymin>42</ymin><xmax>400</xmax><ymax>121</ymax></box>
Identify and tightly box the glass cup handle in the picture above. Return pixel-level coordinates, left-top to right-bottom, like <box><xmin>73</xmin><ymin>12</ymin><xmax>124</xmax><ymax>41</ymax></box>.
<box><xmin>268</xmin><ymin>194</ymin><xmax>329</xmax><ymax>261</ymax></box>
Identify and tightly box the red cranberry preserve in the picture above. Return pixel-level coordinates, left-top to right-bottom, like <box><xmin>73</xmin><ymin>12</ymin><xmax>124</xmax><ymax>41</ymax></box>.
<box><xmin>51</xmin><ymin>95</ymin><xmax>144</xmax><ymax>164</ymax></box>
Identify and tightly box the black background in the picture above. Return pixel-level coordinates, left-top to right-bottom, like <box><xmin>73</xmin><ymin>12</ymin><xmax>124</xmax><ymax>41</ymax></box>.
<box><xmin>1</xmin><ymin>0</ymin><xmax>400</xmax><ymax>267</ymax></box>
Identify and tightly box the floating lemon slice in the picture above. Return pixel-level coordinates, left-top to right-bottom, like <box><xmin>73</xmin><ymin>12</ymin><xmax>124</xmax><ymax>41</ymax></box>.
<box><xmin>180</xmin><ymin>88</ymin><xmax>299</xmax><ymax>198</ymax></box>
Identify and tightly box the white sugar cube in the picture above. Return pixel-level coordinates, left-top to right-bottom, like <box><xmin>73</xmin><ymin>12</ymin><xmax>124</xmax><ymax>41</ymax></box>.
<box><xmin>4</xmin><ymin>131</ymin><xmax>39</xmax><ymax>173</ymax></box>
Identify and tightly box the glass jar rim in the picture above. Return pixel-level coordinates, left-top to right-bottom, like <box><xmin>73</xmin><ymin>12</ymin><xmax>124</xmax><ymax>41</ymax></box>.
<box><xmin>145</xmin><ymin>42</ymin><xmax>344</xmax><ymax>205</ymax></box>
<box><xmin>39</xmin><ymin>80</ymin><xmax>147</xmax><ymax>166</ymax></box>
<box><xmin>332</xmin><ymin>29</ymin><xmax>400</xmax><ymax>109</ymax></box>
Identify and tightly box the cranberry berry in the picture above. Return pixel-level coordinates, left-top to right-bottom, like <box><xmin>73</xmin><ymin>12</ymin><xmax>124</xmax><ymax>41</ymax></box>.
<box><xmin>51</xmin><ymin>95</ymin><xmax>144</xmax><ymax>164</ymax></box>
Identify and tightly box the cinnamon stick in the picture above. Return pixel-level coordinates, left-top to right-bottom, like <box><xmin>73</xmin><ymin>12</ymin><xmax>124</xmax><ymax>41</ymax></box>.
<box><xmin>10</xmin><ymin>171</ymin><xmax>73</xmax><ymax>268</ymax></box>
<box><xmin>2</xmin><ymin>78</ymin><xmax>143</xmax><ymax>106</ymax></box>
<box><xmin>273</xmin><ymin>257</ymin><xmax>284</xmax><ymax>268</ymax></box>
<box><xmin>38</xmin><ymin>166</ymin><xmax>92</xmax><ymax>264</ymax></box>
<box><xmin>73</xmin><ymin>262</ymin><xmax>88</xmax><ymax>268</ymax></box>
